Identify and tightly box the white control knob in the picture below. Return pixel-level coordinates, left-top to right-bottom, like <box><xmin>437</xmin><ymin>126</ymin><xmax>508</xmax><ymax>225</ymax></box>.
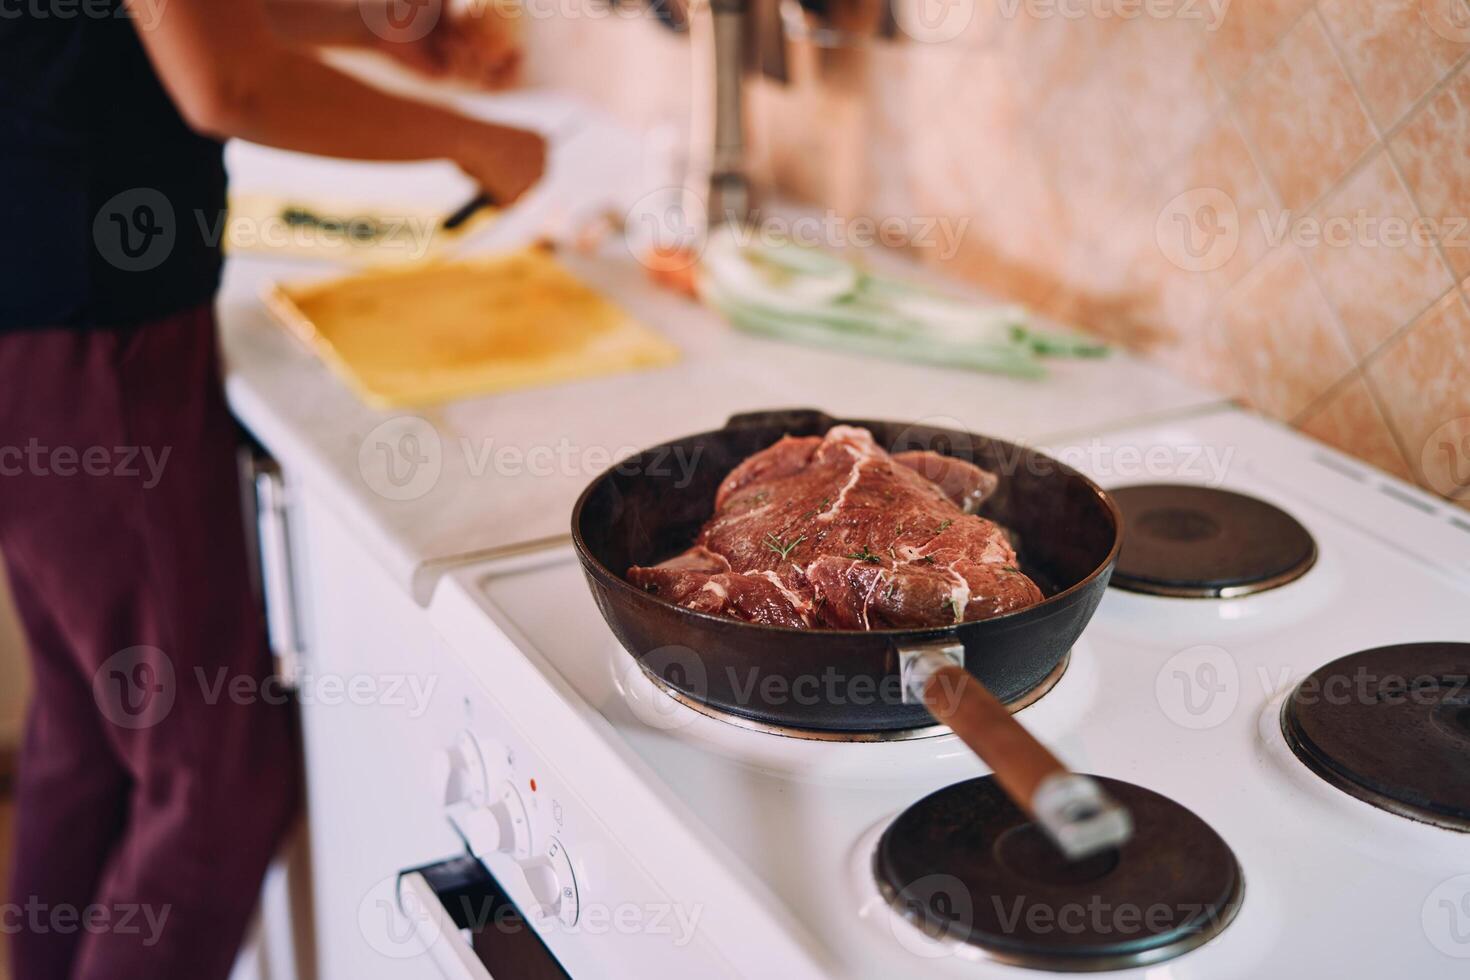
<box><xmin>434</xmin><ymin>731</ymin><xmax>488</xmax><ymax>808</ymax></box>
<box><xmin>456</xmin><ymin>781</ymin><xmax>532</xmax><ymax>860</ymax></box>
<box><xmin>520</xmin><ymin>837</ymin><xmax>579</xmax><ymax>926</ymax></box>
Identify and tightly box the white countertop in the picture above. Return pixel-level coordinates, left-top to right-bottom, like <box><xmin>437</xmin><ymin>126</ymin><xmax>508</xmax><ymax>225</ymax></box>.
<box><xmin>217</xmin><ymin>92</ymin><xmax>1227</xmax><ymax>603</ymax></box>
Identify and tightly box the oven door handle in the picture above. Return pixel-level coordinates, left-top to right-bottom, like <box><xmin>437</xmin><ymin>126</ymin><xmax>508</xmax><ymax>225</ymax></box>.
<box><xmin>397</xmin><ymin>855</ymin><xmax>572</xmax><ymax>980</ymax></box>
<box><xmin>398</xmin><ymin>870</ymin><xmax>496</xmax><ymax>980</ymax></box>
<box><xmin>252</xmin><ymin>463</ymin><xmax>307</xmax><ymax>689</ymax></box>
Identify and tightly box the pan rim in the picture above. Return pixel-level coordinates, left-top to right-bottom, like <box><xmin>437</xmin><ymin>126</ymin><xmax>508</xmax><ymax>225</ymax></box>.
<box><xmin>570</xmin><ymin>416</ymin><xmax>1124</xmax><ymax>638</ymax></box>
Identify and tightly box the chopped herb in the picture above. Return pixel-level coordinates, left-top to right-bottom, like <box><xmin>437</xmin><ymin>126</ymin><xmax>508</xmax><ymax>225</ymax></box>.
<box><xmin>819</xmin><ymin>497</ymin><xmax>832</xmax><ymax>510</ymax></box>
<box><xmin>918</xmin><ymin>555</ymin><xmax>936</xmax><ymax>565</ymax></box>
<box><xmin>846</xmin><ymin>545</ymin><xmax>883</xmax><ymax>564</ymax></box>
<box><xmin>936</xmin><ymin>518</ymin><xmax>954</xmax><ymax>534</ymax></box>
<box><xmin>764</xmin><ymin>532</ymin><xmax>806</xmax><ymax>560</ymax></box>
<box><xmin>1002</xmin><ymin>565</ymin><xmax>1020</xmax><ymax>573</ymax></box>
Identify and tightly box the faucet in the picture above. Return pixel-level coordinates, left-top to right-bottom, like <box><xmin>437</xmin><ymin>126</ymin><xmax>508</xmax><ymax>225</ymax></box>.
<box><xmin>687</xmin><ymin>0</ymin><xmax>754</xmax><ymax>228</ymax></box>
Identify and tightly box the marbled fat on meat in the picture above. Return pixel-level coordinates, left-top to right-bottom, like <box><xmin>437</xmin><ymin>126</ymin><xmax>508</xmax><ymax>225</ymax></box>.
<box><xmin>627</xmin><ymin>426</ymin><xmax>1043</xmax><ymax>629</ymax></box>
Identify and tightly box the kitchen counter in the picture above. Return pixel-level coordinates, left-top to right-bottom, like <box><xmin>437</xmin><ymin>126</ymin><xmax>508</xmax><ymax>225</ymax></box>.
<box><xmin>218</xmin><ymin>93</ymin><xmax>1228</xmax><ymax>604</ymax></box>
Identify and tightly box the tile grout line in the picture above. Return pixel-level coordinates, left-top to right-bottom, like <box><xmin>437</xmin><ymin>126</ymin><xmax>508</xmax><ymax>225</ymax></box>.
<box><xmin>1313</xmin><ymin>2</ymin><xmax>1469</xmax><ymax>477</ymax></box>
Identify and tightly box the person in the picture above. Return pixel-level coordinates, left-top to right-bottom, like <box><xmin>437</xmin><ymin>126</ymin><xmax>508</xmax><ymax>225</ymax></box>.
<box><xmin>0</xmin><ymin>0</ymin><xmax>545</xmax><ymax>975</ymax></box>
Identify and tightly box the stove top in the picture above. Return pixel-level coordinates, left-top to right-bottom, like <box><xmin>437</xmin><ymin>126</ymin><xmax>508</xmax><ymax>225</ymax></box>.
<box><xmin>1108</xmin><ymin>484</ymin><xmax>1317</xmax><ymax>597</ymax></box>
<box><xmin>1282</xmin><ymin>642</ymin><xmax>1470</xmax><ymax>832</ymax></box>
<box><xmin>431</xmin><ymin>407</ymin><xmax>1470</xmax><ymax>979</ymax></box>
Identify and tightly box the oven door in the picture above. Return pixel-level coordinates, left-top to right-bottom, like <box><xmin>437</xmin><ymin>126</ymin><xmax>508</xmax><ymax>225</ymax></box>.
<box><xmin>398</xmin><ymin>855</ymin><xmax>573</xmax><ymax>980</ymax></box>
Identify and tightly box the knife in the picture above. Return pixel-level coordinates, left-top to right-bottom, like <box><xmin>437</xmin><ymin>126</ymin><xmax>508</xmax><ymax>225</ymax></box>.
<box><xmin>440</xmin><ymin>191</ymin><xmax>495</xmax><ymax>232</ymax></box>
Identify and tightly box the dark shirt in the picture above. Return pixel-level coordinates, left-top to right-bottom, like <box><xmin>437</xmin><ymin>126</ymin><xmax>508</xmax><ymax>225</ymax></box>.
<box><xmin>0</xmin><ymin>0</ymin><xmax>227</xmax><ymax>330</ymax></box>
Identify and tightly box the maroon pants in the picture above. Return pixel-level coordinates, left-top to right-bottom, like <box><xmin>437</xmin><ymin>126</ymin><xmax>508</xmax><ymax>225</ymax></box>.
<box><xmin>0</xmin><ymin>306</ymin><xmax>299</xmax><ymax>979</ymax></box>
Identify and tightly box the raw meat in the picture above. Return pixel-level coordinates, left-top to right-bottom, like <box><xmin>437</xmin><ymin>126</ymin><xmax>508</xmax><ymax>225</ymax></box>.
<box><xmin>627</xmin><ymin>426</ymin><xmax>1043</xmax><ymax>629</ymax></box>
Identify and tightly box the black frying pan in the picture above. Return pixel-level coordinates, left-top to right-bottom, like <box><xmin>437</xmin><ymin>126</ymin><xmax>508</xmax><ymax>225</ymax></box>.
<box><xmin>571</xmin><ymin>408</ymin><xmax>1122</xmax><ymax>734</ymax></box>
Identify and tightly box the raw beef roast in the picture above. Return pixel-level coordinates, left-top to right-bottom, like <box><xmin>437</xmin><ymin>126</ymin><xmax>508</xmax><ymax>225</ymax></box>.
<box><xmin>627</xmin><ymin>426</ymin><xmax>1043</xmax><ymax>629</ymax></box>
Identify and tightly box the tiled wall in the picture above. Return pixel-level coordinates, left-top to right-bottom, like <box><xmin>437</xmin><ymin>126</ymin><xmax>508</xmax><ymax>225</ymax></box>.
<box><xmin>922</xmin><ymin>0</ymin><xmax>1470</xmax><ymax>507</ymax></box>
<box><xmin>526</xmin><ymin>1</ymin><xmax>1470</xmax><ymax>507</ymax></box>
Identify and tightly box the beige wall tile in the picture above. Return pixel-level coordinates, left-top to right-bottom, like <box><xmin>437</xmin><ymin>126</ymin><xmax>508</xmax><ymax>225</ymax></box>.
<box><xmin>1151</xmin><ymin>312</ymin><xmax>1248</xmax><ymax>400</ymax></box>
<box><xmin>1298</xmin><ymin>372</ymin><xmax>1414</xmax><ymax>477</ymax></box>
<box><xmin>1301</xmin><ymin>150</ymin><xmax>1454</xmax><ymax>355</ymax></box>
<box><xmin>1206</xmin><ymin>0</ymin><xmax>1319</xmax><ymax>88</ymax></box>
<box><xmin>1319</xmin><ymin>0</ymin><xmax>1470</xmax><ymax>131</ymax></box>
<box><xmin>1234</xmin><ymin>13</ymin><xmax>1377</xmax><ymax>212</ymax></box>
<box><xmin>1365</xmin><ymin>287</ymin><xmax>1470</xmax><ymax>498</ymax></box>
<box><xmin>1390</xmin><ymin>63</ymin><xmax>1470</xmax><ymax>276</ymax></box>
<box><xmin>1216</xmin><ymin>244</ymin><xmax>1356</xmax><ymax>419</ymax></box>
<box><xmin>1107</xmin><ymin>17</ymin><xmax>1222</xmax><ymax>166</ymax></box>
<box><xmin>1146</xmin><ymin>112</ymin><xmax>1281</xmax><ymax>295</ymax></box>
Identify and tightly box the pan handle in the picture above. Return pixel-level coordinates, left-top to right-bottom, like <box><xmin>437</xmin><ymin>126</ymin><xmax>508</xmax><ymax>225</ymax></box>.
<box><xmin>899</xmin><ymin>642</ymin><xmax>1131</xmax><ymax>860</ymax></box>
<box><xmin>724</xmin><ymin>408</ymin><xmax>837</xmax><ymax>432</ymax></box>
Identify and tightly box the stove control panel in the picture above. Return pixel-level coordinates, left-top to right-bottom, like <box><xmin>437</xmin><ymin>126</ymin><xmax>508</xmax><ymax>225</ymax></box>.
<box><xmin>437</xmin><ymin>730</ymin><xmax>533</xmax><ymax>860</ymax></box>
<box><xmin>520</xmin><ymin>836</ymin><xmax>580</xmax><ymax>926</ymax></box>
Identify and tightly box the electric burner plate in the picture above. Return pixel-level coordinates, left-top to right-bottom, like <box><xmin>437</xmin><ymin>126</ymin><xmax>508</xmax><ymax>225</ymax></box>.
<box><xmin>874</xmin><ymin>776</ymin><xmax>1242</xmax><ymax>972</ymax></box>
<box><xmin>1109</xmin><ymin>484</ymin><xmax>1316</xmax><ymax>598</ymax></box>
<box><xmin>1282</xmin><ymin>642</ymin><xmax>1470</xmax><ymax>832</ymax></box>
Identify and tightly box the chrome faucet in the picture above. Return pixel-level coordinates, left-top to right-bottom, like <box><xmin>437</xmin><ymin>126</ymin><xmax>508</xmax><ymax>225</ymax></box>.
<box><xmin>687</xmin><ymin>0</ymin><xmax>753</xmax><ymax>226</ymax></box>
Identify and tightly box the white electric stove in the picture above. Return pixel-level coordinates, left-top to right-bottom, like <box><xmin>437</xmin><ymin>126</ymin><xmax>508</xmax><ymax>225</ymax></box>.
<box><xmin>406</xmin><ymin>406</ymin><xmax>1470</xmax><ymax>979</ymax></box>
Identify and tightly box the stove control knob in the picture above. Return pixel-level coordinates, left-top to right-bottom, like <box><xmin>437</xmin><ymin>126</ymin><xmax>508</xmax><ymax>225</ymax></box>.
<box><xmin>459</xmin><ymin>781</ymin><xmax>532</xmax><ymax>860</ymax></box>
<box><xmin>520</xmin><ymin>837</ymin><xmax>578</xmax><ymax>926</ymax></box>
<box><xmin>434</xmin><ymin>731</ymin><xmax>488</xmax><ymax>808</ymax></box>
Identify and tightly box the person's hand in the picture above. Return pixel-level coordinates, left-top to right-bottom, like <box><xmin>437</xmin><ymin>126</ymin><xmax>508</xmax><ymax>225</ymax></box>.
<box><xmin>373</xmin><ymin>0</ymin><xmax>524</xmax><ymax>90</ymax></box>
<box><xmin>454</xmin><ymin>123</ymin><xmax>547</xmax><ymax>206</ymax></box>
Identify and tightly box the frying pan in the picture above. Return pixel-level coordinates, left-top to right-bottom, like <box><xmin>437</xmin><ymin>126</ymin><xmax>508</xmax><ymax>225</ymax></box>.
<box><xmin>573</xmin><ymin>408</ymin><xmax>1121</xmax><ymax>726</ymax></box>
<box><xmin>572</xmin><ymin>408</ymin><xmax>1128</xmax><ymax>853</ymax></box>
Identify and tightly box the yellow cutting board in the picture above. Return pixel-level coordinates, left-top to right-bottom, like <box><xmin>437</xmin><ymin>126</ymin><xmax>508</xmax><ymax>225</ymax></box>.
<box><xmin>264</xmin><ymin>247</ymin><xmax>681</xmax><ymax>408</ymax></box>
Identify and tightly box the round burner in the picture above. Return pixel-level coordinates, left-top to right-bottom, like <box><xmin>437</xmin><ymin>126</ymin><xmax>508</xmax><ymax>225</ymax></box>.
<box><xmin>1109</xmin><ymin>485</ymin><xmax>1316</xmax><ymax>598</ymax></box>
<box><xmin>1282</xmin><ymin>642</ymin><xmax>1470</xmax><ymax>832</ymax></box>
<box><xmin>874</xmin><ymin>776</ymin><xmax>1242</xmax><ymax>971</ymax></box>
